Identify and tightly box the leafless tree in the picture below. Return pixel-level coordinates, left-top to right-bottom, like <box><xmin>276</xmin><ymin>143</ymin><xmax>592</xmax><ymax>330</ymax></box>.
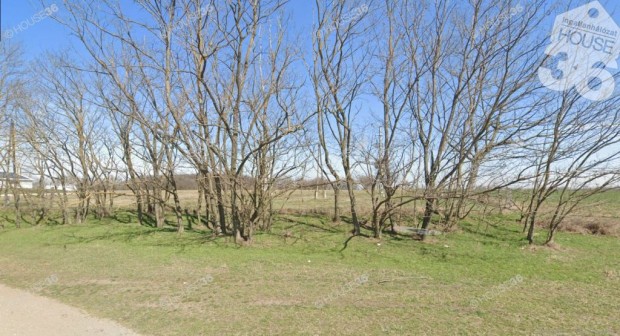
<box><xmin>398</xmin><ymin>0</ymin><xmax>549</xmax><ymax>239</ymax></box>
<box><xmin>312</xmin><ymin>0</ymin><xmax>373</xmax><ymax>235</ymax></box>
<box><xmin>353</xmin><ymin>0</ymin><xmax>420</xmax><ymax>238</ymax></box>
<box><xmin>522</xmin><ymin>90</ymin><xmax>620</xmax><ymax>244</ymax></box>
<box><xmin>0</xmin><ymin>41</ymin><xmax>27</xmax><ymax>227</ymax></box>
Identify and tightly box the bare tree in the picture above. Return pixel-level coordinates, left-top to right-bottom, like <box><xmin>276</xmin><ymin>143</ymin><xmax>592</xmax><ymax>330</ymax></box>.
<box><xmin>312</xmin><ymin>0</ymin><xmax>372</xmax><ymax>235</ymax></box>
<box><xmin>522</xmin><ymin>91</ymin><xmax>620</xmax><ymax>244</ymax></box>
<box><xmin>354</xmin><ymin>0</ymin><xmax>421</xmax><ymax>239</ymax></box>
<box><xmin>399</xmin><ymin>0</ymin><xmax>549</xmax><ymax>239</ymax></box>
<box><xmin>0</xmin><ymin>41</ymin><xmax>27</xmax><ymax>227</ymax></box>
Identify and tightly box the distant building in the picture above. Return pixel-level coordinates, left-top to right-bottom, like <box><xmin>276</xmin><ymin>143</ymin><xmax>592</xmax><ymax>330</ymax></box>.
<box><xmin>45</xmin><ymin>184</ymin><xmax>77</xmax><ymax>192</ymax></box>
<box><xmin>0</xmin><ymin>173</ymin><xmax>34</xmax><ymax>189</ymax></box>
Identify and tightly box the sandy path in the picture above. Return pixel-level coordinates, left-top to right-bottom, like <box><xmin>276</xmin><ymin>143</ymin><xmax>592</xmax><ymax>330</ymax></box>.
<box><xmin>0</xmin><ymin>283</ymin><xmax>141</xmax><ymax>336</ymax></box>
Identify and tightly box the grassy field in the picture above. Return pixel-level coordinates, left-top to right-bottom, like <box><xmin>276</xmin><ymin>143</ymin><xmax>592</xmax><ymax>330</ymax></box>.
<box><xmin>14</xmin><ymin>188</ymin><xmax>620</xmax><ymax>234</ymax></box>
<box><xmin>0</xmin><ymin>209</ymin><xmax>619</xmax><ymax>335</ymax></box>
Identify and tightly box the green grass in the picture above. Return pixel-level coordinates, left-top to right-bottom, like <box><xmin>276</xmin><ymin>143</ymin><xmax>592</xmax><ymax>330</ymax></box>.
<box><xmin>0</xmin><ymin>214</ymin><xmax>618</xmax><ymax>335</ymax></box>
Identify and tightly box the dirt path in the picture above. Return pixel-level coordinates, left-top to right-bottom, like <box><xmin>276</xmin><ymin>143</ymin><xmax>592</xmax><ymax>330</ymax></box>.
<box><xmin>0</xmin><ymin>283</ymin><xmax>141</xmax><ymax>336</ymax></box>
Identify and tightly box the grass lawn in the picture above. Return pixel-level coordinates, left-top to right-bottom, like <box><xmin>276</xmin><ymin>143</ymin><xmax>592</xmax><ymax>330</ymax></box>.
<box><xmin>0</xmin><ymin>213</ymin><xmax>618</xmax><ymax>335</ymax></box>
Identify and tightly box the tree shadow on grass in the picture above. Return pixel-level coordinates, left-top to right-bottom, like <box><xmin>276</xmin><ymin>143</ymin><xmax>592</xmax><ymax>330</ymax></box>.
<box><xmin>0</xmin><ymin>214</ymin><xmax>33</xmax><ymax>227</ymax></box>
<box><xmin>59</xmin><ymin>225</ymin><xmax>228</xmax><ymax>251</ymax></box>
<box><xmin>118</xmin><ymin>210</ymin><xmax>210</xmax><ymax>234</ymax></box>
<box><xmin>108</xmin><ymin>210</ymin><xmax>171</xmax><ymax>228</ymax></box>
<box><xmin>279</xmin><ymin>215</ymin><xmax>344</xmax><ymax>234</ymax></box>
<box><xmin>113</xmin><ymin>211</ymin><xmax>133</xmax><ymax>224</ymax></box>
<box><xmin>459</xmin><ymin>221</ymin><xmax>524</xmax><ymax>246</ymax></box>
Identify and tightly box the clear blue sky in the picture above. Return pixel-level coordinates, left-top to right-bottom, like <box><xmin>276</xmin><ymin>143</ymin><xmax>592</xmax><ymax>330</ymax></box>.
<box><xmin>2</xmin><ymin>0</ymin><xmax>620</xmax><ymax>59</ymax></box>
<box><xmin>0</xmin><ymin>0</ymin><xmax>316</xmax><ymax>59</ymax></box>
<box><xmin>1</xmin><ymin>0</ymin><xmax>69</xmax><ymax>57</ymax></box>
<box><xmin>1</xmin><ymin>0</ymin><xmax>620</xmax><ymax>55</ymax></box>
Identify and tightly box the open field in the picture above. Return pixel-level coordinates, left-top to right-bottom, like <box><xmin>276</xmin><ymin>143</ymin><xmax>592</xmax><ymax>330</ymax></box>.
<box><xmin>6</xmin><ymin>188</ymin><xmax>620</xmax><ymax>238</ymax></box>
<box><xmin>0</xmin><ymin>190</ymin><xmax>618</xmax><ymax>335</ymax></box>
<box><xmin>3</xmin><ymin>0</ymin><xmax>620</xmax><ymax>334</ymax></box>
<box><xmin>0</xmin><ymin>211</ymin><xmax>619</xmax><ymax>335</ymax></box>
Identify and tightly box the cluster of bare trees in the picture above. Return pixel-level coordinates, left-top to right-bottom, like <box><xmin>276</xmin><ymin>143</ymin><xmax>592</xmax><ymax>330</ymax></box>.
<box><xmin>50</xmin><ymin>0</ymin><xmax>306</xmax><ymax>242</ymax></box>
<box><xmin>1</xmin><ymin>0</ymin><xmax>619</xmax><ymax>245</ymax></box>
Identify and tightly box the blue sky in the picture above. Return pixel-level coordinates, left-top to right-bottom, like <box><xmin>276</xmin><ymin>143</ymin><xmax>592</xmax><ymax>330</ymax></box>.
<box><xmin>2</xmin><ymin>0</ymin><xmax>619</xmax><ymax>179</ymax></box>
<box><xmin>2</xmin><ymin>0</ymin><xmax>620</xmax><ymax>59</ymax></box>
<box><xmin>0</xmin><ymin>0</ymin><xmax>316</xmax><ymax>59</ymax></box>
<box><xmin>1</xmin><ymin>0</ymin><xmax>67</xmax><ymax>56</ymax></box>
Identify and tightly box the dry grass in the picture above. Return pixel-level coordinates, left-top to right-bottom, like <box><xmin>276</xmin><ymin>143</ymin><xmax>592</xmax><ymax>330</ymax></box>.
<box><xmin>562</xmin><ymin>217</ymin><xmax>620</xmax><ymax>237</ymax></box>
<box><xmin>6</xmin><ymin>189</ymin><xmax>620</xmax><ymax>239</ymax></box>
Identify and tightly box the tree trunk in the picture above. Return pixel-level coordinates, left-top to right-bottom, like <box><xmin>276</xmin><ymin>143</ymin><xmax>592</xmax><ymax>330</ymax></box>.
<box><xmin>420</xmin><ymin>198</ymin><xmax>434</xmax><ymax>240</ymax></box>
<box><xmin>214</xmin><ymin>176</ymin><xmax>227</xmax><ymax>235</ymax></box>
<box><xmin>346</xmin><ymin>178</ymin><xmax>360</xmax><ymax>235</ymax></box>
<box><xmin>333</xmin><ymin>187</ymin><xmax>340</xmax><ymax>223</ymax></box>
<box><xmin>526</xmin><ymin>211</ymin><xmax>537</xmax><ymax>244</ymax></box>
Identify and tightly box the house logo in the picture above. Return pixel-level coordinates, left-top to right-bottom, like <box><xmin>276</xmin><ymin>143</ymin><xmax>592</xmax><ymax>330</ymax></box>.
<box><xmin>538</xmin><ymin>1</ymin><xmax>620</xmax><ymax>101</ymax></box>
